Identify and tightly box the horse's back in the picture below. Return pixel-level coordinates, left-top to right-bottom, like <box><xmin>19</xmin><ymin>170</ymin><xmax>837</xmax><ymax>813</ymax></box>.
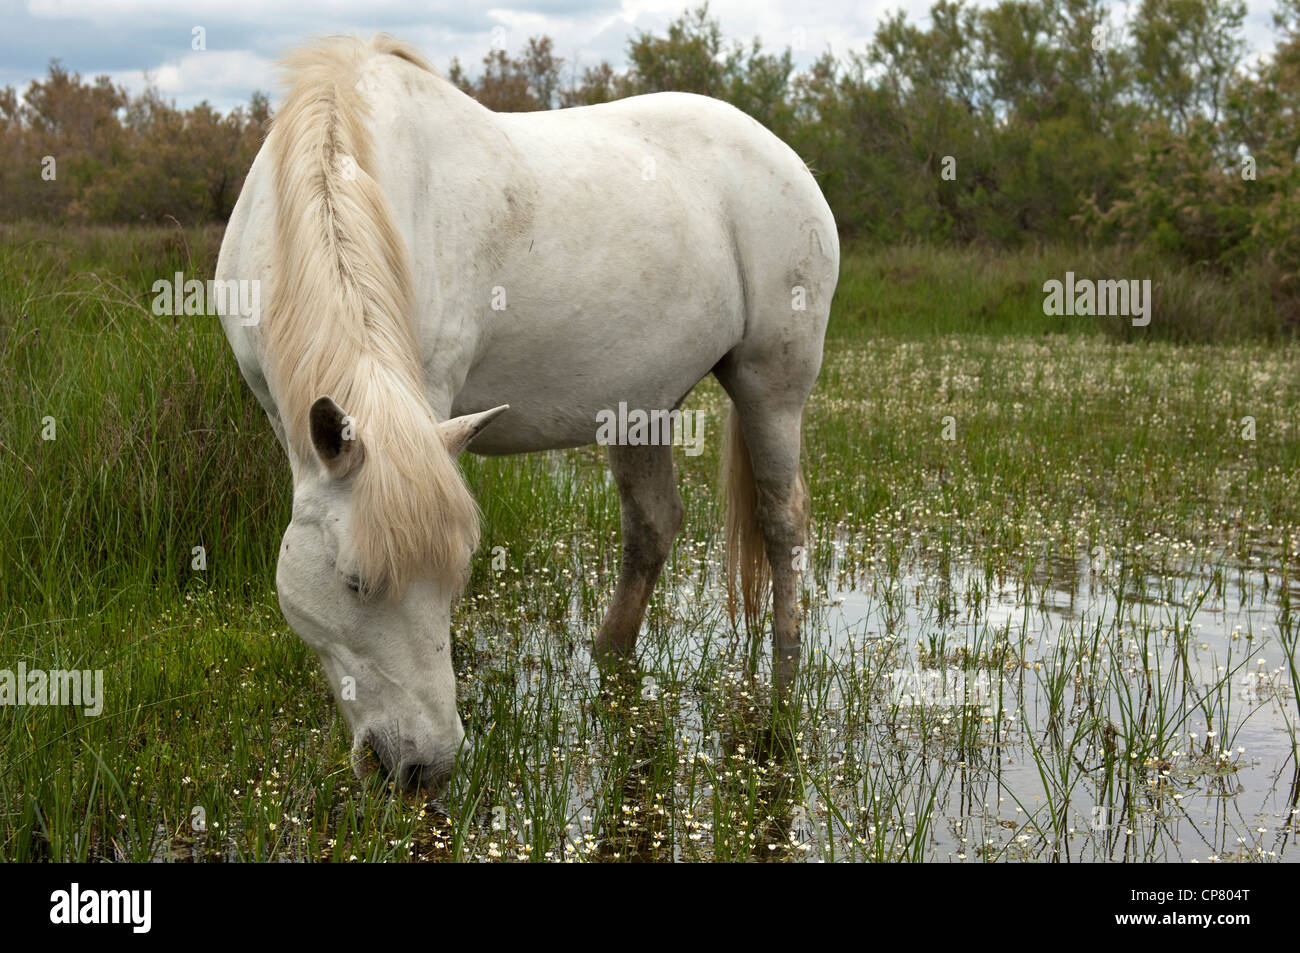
<box><xmin>518</xmin><ymin>91</ymin><xmax>839</xmax><ymax>404</ymax></box>
<box><xmin>508</xmin><ymin>91</ymin><xmax>839</xmax><ymax>363</ymax></box>
<box><xmin>218</xmin><ymin>50</ymin><xmax>838</xmax><ymax>455</ymax></box>
<box><xmin>463</xmin><ymin>90</ymin><xmax>836</xmax><ymax>449</ymax></box>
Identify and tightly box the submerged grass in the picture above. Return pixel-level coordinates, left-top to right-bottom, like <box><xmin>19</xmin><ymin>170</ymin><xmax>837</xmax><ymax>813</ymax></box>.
<box><xmin>1</xmin><ymin>223</ymin><xmax>1299</xmax><ymax>861</ymax></box>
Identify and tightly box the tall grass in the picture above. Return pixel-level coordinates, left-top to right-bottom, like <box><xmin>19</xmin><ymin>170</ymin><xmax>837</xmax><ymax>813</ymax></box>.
<box><xmin>833</xmin><ymin>241</ymin><xmax>1291</xmax><ymax>342</ymax></box>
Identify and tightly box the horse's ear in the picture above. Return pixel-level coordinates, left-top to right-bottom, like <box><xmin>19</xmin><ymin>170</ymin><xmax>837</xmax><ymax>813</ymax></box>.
<box><xmin>309</xmin><ymin>396</ymin><xmax>365</xmax><ymax>479</ymax></box>
<box><xmin>440</xmin><ymin>405</ymin><xmax>509</xmax><ymax>456</ymax></box>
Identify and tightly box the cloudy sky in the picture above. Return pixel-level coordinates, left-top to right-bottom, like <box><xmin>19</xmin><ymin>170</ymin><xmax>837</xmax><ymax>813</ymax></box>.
<box><xmin>0</xmin><ymin>0</ymin><xmax>1288</xmax><ymax>114</ymax></box>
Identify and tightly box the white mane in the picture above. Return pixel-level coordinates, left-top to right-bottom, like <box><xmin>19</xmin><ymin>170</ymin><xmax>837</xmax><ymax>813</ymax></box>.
<box><xmin>265</xmin><ymin>34</ymin><xmax>479</xmax><ymax>596</ymax></box>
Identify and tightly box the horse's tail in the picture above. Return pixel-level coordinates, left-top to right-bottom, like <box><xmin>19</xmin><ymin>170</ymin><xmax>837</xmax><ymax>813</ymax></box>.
<box><xmin>723</xmin><ymin>404</ymin><xmax>769</xmax><ymax>631</ymax></box>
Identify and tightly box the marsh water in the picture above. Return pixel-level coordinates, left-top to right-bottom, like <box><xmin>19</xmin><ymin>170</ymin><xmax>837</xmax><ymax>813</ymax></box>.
<box><xmin>803</xmin><ymin>544</ymin><xmax>1300</xmax><ymax>861</ymax></box>
<box><xmin>461</xmin><ymin>532</ymin><xmax>1300</xmax><ymax>863</ymax></box>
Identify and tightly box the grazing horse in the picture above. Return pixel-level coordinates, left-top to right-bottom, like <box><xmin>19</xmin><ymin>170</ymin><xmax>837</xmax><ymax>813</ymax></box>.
<box><xmin>216</xmin><ymin>34</ymin><xmax>838</xmax><ymax>790</ymax></box>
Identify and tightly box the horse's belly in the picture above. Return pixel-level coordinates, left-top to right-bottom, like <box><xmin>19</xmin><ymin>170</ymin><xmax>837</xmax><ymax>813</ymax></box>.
<box><xmin>451</xmin><ymin>317</ymin><xmax>732</xmax><ymax>455</ymax></box>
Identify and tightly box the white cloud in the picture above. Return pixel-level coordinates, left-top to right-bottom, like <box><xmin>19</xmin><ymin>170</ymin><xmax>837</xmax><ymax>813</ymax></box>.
<box><xmin>28</xmin><ymin>0</ymin><xmax>422</xmax><ymax>18</ymax></box>
<box><xmin>105</xmin><ymin>48</ymin><xmax>275</xmax><ymax>104</ymax></box>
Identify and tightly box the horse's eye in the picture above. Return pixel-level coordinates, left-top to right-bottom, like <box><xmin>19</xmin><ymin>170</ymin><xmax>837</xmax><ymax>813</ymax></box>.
<box><xmin>344</xmin><ymin>573</ymin><xmax>362</xmax><ymax>593</ymax></box>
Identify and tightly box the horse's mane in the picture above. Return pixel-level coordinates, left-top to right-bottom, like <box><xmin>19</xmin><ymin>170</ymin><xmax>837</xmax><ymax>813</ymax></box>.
<box><xmin>266</xmin><ymin>34</ymin><xmax>478</xmax><ymax>597</ymax></box>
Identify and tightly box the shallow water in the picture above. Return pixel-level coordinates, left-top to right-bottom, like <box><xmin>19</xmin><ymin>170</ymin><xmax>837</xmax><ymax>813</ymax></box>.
<box><xmin>802</xmin><ymin>544</ymin><xmax>1300</xmax><ymax>861</ymax></box>
<box><xmin>463</xmin><ymin>535</ymin><xmax>1299</xmax><ymax>862</ymax></box>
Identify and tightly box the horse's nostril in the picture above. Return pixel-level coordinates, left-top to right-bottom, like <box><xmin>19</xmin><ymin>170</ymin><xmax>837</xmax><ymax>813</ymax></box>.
<box><xmin>400</xmin><ymin>757</ymin><xmax>455</xmax><ymax>793</ymax></box>
<box><xmin>358</xmin><ymin>731</ymin><xmax>460</xmax><ymax>792</ymax></box>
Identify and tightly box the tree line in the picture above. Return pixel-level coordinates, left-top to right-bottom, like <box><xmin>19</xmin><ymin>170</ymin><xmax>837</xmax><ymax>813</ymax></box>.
<box><xmin>3</xmin><ymin>1</ymin><xmax>1298</xmax><ymax>286</ymax></box>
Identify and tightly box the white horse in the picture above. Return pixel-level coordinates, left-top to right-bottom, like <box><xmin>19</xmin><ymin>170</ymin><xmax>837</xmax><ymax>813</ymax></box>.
<box><xmin>216</xmin><ymin>34</ymin><xmax>838</xmax><ymax>790</ymax></box>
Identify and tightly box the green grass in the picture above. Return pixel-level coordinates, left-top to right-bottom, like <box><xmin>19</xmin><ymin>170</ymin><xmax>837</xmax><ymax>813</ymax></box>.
<box><xmin>1</xmin><ymin>223</ymin><xmax>1298</xmax><ymax>861</ymax></box>
<box><xmin>833</xmin><ymin>241</ymin><xmax>1291</xmax><ymax>342</ymax></box>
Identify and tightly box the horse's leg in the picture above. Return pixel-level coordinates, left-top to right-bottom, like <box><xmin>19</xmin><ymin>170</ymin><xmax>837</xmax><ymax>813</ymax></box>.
<box><xmin>716</xmin><ymin>363</ymin><xmax>813</xmax><ymax>698</ymax></box>
<box><xmin>746</xmin><ymin>411</ymin><xmax>809</xmax><ymax>697</ymax></box>
<box><xmin>592</xmin><ymin>442</ymin><xmax>684</xmax><ymax>673</ymax></box>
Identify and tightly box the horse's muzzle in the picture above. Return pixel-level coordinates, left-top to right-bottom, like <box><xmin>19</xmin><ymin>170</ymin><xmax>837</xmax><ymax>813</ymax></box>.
<box><xmin>360</xmin><ymin>730</ymin><xmax>461</xmax><ymax>794</ymax></box>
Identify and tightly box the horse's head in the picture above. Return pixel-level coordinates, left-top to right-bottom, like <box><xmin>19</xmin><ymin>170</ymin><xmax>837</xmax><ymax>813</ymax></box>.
<box><xmin>274</xmin><ymin>395</ymin><xmax>507</xmax><ymax>793</ymax></box>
